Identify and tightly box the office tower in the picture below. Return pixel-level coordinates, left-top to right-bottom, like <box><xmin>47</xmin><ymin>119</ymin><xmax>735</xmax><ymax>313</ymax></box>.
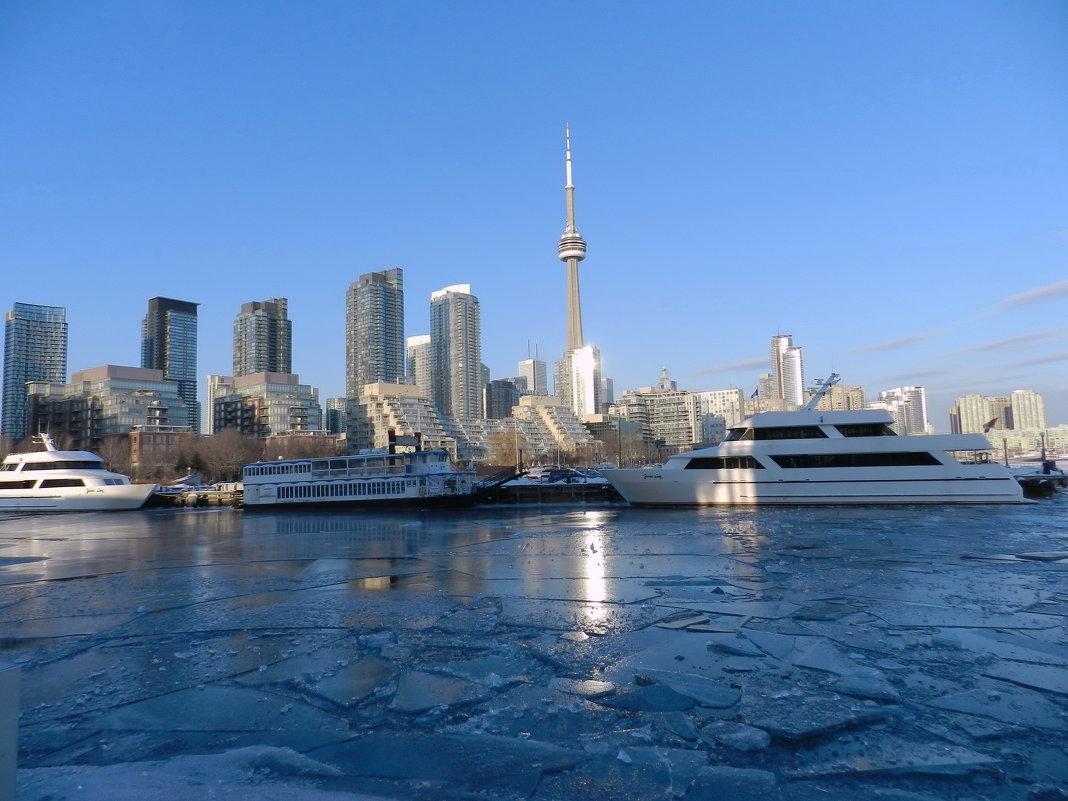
<box><xmin>600</xmin><ymin>376</ymin><xmax>614</xmax><ymax>410</ymax></box>
<box><xmin>1010</xmin><ymin>389</ymin><xmax>1046</xmax><ymax>431</ymax></box>
<box><xmin>406</xmin><ymin>334</ymin><xmax>432</xmax><ymax>399</ymax></box>
<box><xmin>2</xmin><ymin>302</ymin><xmax>68</xmax><ymax>442</ymax></box>
<box><xmin>324</xmin><ymin>397</ymin><xmax>348</xmax><ymax>435</ymax></box>
<box><xmin>880</xmin><ymin>386</ymin><xmax>929</xmax><ymax>434</ymax></box>
<box><xmin>554</xmin><ymin>127</ymin><xmax>602</xmax><ymax>418</ymax></box>
<box><xmin>141</xmin><ymin>297</ymin><xmax>199</xmax><ymax>431</ymax></box>
<box><xmin>518</xmin><ymin>357</ymin><xmax>548</xmax><ymax>396</ymax></box>
<box><xmin>484</xmin><ymin>378</ymin><xmax>522</xmax><ymax>419</ymax></box>
<box><xmin>233</xmin><ymin>298</ymin><xmax>291</xmax><ymax>378</ymax></box>
<box><xmin>345</xmin><ymin>268</ymin><xmax>405</xmax><ymax>399</ymax></box>
<box><xmin>430</xmin><ymin>284</ymin><xmax>482</xmax><ymax>418</ymax></box>
<box><xmin>770</xmin><ymin>334</ymin><xmax>805</xmax><ymax>406</ymax></box>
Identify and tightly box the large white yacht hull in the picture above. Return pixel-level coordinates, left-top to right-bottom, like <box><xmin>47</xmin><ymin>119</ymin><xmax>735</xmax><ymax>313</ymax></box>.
<box><xmin>604</xmin><ymin>467</ymin><xmax>1026</xmax><ymax>506</ymax></box>
<box><xmin>0</xmin><ymin>483</ymin><xmax>157</xmax><ymax>512</ymax></box>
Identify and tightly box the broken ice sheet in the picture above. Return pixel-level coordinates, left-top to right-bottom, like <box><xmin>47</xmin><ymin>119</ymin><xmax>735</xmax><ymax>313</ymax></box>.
<box><xmin>305</xmin><ymin>656</ymin><xmax>396</xmax><ymax>706</ymax></box>
<box><xmin>785</xmin><ymin>735</ymin><xmax>999</xmax><ymax>777</ymax></box>
<box><xmin>498</xmin><ymin>596</ymin><xmax>660</xmax><ymax>634</ymax></box>
<box><xmin>307</xmin><ymin>732</ymin><xmax>583</xmax><ymax>785</ymax></box>
<box><xmin>389</xmin><ymin>670</ymin><xmax>490</xmax><ymax>712</ymax></box>
<box><xmin>85</xmin><ymin>685</ymin><xmax>348</xmax><ymax>732</ymax></box>
<box><xmin>867</xmin><ymin>601</ymin><xmax>1059</xmax><ymax>629</ymax></box>
<box><xmin>982</xmin><ymin>660</ymin><xmax>1068</xmax><ymax>696</ymax></box>
<box><xmin>927</xmin><ymin>686</ymin><xmax>1068</xmax><ymax>732</ymax></box>
<box><xmin>738</xmin><ymin>674</ymin><xmax>895</xmax><ymax>740</ymax></box>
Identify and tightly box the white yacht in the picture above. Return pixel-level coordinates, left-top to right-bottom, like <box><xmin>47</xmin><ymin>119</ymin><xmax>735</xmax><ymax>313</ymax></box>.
<box><xmin>604</xmin><ymin>376</ymin><xmax>1026</xmax><ymax>506</ymax></box>
<box><xmin>0</xmin><ymin>435</ymin><xmax>156</xmax><ymax>511</ymax></box>
<box><xmin>241</xmin><ymin>448</ymin><xmax>480</xmax><ymax>508</ymax></box>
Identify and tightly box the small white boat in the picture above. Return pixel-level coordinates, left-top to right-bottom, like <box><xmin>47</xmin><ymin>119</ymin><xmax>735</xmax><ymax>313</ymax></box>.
<box><xmin>0</xmin><ymin>435</ymin><xmax>156</xmax><ymax>511</ymax></box>
<box><xmin>241</xmin><ymin>448</ymin><xmax>479</xmax><ymax>508</ymax></box>
<box><xmin>604</xmin><ymin>375</ymin><xmax>1026</xmax><ymax>506</ymax></box>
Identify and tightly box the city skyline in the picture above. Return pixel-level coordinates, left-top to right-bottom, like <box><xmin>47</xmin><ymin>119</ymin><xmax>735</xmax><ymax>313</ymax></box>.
<box><xmin>2</xmin><ymin>2</ymin><xmax>1066</xmax><ymax>428</ymax></box>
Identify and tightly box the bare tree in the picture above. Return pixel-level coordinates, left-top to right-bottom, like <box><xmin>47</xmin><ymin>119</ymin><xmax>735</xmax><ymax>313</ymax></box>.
<box><xmin>265</xmin><ymin>435</ymin><xmax>337</xmax><ymax>461</ymax></box>
<box><xmin>97</xmin><ymin>435</ymin><xmax>132</xmax><ymax>476</ymax></box>
<box><xmin>197</xmin><ymin>429</ymin><xmax>262</xmax><ymax>483</ymax></box>
<box><xmin>485</xmin><ymin>431</ymin><xmax>529</xmax><ymax>468</ymax></box>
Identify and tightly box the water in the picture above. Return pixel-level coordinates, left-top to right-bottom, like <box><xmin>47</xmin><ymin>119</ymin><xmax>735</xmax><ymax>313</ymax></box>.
<box><xmin>3</xmin><ymin>500</ymin><xmax>1067</xmax><ymax>800</ymax></box>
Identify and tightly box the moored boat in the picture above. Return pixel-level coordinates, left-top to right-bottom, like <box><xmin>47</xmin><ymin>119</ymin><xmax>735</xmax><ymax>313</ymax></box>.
<box><xmin>240</xmin><ymin>448</ymin><xmax>479</xmax><ymax>508</ymax></box>
<box><xmin>603</xmin><ymin>376</ymin><xmax>1026</xmax><ymax>506</ymax></box>
<box><xmin>0</xmin><ymin>435</ymin><xmax>156</xmax><ymax>511</ymax></box>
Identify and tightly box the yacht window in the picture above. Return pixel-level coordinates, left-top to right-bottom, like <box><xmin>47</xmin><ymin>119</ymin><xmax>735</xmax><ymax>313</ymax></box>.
<box><xmin>769</xmin><ymin>452</ymin><xmax>941</xmax><ymax>469</ymax></box>
<box><xmin>835</xmin><ymin>424</ymin><xmax>897</xmax><ymax>437</ymax></box>
<box><xmin>22</xmin><ymin>461</ymin><xmax>105</xmax><ymax>470</ymax></box>
<box><xmin>0</xmin><ymin>480</ymin><xmax>36</xmax><ymax>489</ymax></box>
<box><xmin>329</xmin><ymin>460</ymin><xmax>346</xmax><ymax>470</ymax></box>
<box><xmin>724</xmin><ymin>428</ymin><xmax>753</xmax><ymax>441</ymax></box>
<box><xmin>753</xmin><ymin>426</ymin><xmax>827</xmax><ymax>440</ymax></box>
<box><xmin>685</xmin><ymin>456</ymin><xmax>765</xmax><ymax>470</ymax></box>
<box><xmin>0</xmin><ymin>464</ymin><xmax>17</xmax><ymax>471</ymax></box>
<box><xmin>40</xmin><ymin>478</ymin><xmax>86</xmax><ymax>488</ymax></box>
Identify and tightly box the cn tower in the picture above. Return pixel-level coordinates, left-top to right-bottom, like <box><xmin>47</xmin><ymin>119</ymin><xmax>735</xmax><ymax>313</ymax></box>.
<box><xmin>557</xmin><ymin>124</ymin><xmax>587</xmax><ymax>351</ymax></box>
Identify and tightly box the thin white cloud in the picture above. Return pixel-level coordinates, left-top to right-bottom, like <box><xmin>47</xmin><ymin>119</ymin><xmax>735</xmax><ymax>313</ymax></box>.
<box><xmin>1006</xmin><ymin>351</ymin><xmax>1068</xmax><ymax>369</ymax></box>
<box><xmin>851</xmin><ymin>332</ymin><xmax>934</xmax><ymax>354</ymax></box>
<box><xmin>997</xmin><ymin>279</ymin><xmax>1068</xmax><ymax>311</ymax></box>
<box><xmin>953</xmin><ymin>328</ymin><xmax>1065</xmax><ymax>355</ymax></box>
<box><xmin>695</xmin><ymin>357</ymin><xmax>766</xmax><ymax>376</ymax></box>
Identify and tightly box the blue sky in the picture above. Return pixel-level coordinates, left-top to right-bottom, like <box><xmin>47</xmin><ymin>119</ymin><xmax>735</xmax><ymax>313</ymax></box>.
<box><xmin>2</xmin><ymin>0</ymin><xmax>1066</xmax><ymax>430</ymax></box>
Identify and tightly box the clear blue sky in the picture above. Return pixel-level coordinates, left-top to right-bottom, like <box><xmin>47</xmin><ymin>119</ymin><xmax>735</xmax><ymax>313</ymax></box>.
<box><xmin>3</xmin><ymin>0</ymin><xmax>1066</xmax><ymax>430</ymax></box>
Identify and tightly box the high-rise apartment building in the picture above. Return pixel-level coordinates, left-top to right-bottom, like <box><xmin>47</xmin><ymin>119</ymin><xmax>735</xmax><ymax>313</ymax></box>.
<box><xmin>345</xmin><ymin>268</ymin><xmax>405</xmax><ymax>398</ymax></box>
<box><xmin>518</xmin><ymin>358</ymin><xmax>548</xmax><ymax>396</ymax></box>
<box><xmin>430</xmin><ymin>284</ymin><xmax>482</xmax><ymax>418</ymax></box>
<box><xmin>950</xmin><ymin>394</ymin><xmax>1015</xmax><ymax>434</ymax></box>
<box><xmin>141</xmin><ymin>297</ymin><xmax>199</xmax><ymax>431</ymax></box>
<box><xmin>406</xmin><ymin>335</ymin><xmax>432</xmax><ymax>399</ymax></box>
<box><xmin>770</xmin><ymin>334</ymin><xmax>805</xmax><ymax>406</ymax></box>
<box><xmin>2</xmin><ymin>302</ymin><xmax>67</xmax><ymax>442</ymax></box>
<box><xmin>879</xmin><ymin>386</ymin><xmax>929</xmax><ymax>434</ymax></box>
<box><xmin>1010</xmin><ymin>389</ymin><xmax>1046</xmax><ymax>431</ymax></box>
<box><xmin>692</xmin><ymin>388</ymin><xmax>746</xmax><ymax>444</ymax></box>
<box><xmin>555</xmin><ymin>345</ymin><xmax>602</xmax><ymax>418</ymax></box>
<box><xmin>233</xmin><ymin>298</ymin><xmax>291</xmax><ymax>378</ymax></box>
<box><xmin>807</xmin><ymin>384</ymin><xmax>867</xmax><ymax>413</ymax></box>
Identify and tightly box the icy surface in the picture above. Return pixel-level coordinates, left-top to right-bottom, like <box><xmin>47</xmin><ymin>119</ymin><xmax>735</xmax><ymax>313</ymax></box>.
<box><xmin>3</xmin><ymin>500</ymin><xmax>1068</xmax><ymax>800</ymax></box>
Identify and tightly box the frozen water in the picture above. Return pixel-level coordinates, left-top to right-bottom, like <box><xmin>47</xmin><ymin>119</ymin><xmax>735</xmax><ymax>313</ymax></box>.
<box><xmin>3</xmin><ymin>500</ymin><xmax>1068</xmax><ymax>800</ymax></box>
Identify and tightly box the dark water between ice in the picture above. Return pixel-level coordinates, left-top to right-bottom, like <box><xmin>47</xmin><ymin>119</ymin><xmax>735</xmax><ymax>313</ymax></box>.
<box><xmin>3</xmin><ymin>499</ymin><xmax>1067</xmax><ymax>801</ymax></box>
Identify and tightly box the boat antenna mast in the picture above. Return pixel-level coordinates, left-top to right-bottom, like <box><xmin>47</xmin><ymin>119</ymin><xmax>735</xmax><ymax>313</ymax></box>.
<box><xmin>804</xmin><ymin>373</ymin><xmax>841</xmax><ymax>411</ymax></box>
